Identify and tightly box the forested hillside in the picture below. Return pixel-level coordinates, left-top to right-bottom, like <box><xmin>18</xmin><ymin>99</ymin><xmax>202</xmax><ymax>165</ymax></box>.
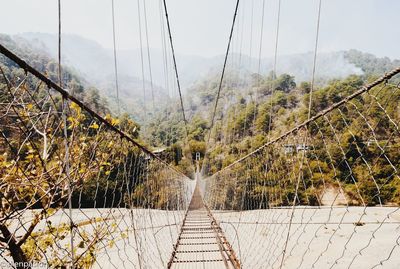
<box><xmin>147</xmin><ymin>52</ymin><xmax>400</xmax><ymax>206</ymax></box>
<box><xmin>0</xmin><ymin>34</ymin><xmax>109</xmax><ymax>114</ymax></box>
<box><xmin>344</xmin><ymin>49</ymin><xmax>400</xmax><ymax>76</ymax></box>
<box><xmin>14</xmin><ymin>33</ymin><xmax>400</xmax><ymax>127</ymax></box>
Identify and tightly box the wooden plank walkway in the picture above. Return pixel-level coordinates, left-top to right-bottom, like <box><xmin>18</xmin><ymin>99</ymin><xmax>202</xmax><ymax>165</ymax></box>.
<box><xmin>168</xmin><ymin>186</ymin><xmax>240</xmax><ymax>269</ymax></box>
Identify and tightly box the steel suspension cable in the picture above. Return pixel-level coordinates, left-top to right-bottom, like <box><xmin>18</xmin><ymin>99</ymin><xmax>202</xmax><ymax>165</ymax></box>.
<box><xmin>161</xmin><ymin>0</ymin><xmax>189</xmax><ymax>136</ymax></box>
<box><xmin>308</xmin><ymin>0</ymin><xmax>322</xmax><ymax>120</ymax></box>
<box><xmin>248</xmin><ymin>0</ymin><xmax>268</xmax><ymax>153</ymax></box>
<box><xmin>201</xmin><ymin>0</ymin><xmax>241</xmax><ymax>173</ymax></box>
<box><xmin>257</xmin><ymin>0</ymin><xmax>267</xmax><ymax>92</ymax></box>
<box><xmin>161</xmin><ymin>0</ymin><xmax>196</xmax><ymax>174</ymax></box>
<box><xmin>136</xmin><ymin>0</ymin><xmax>147</xmax><ymax>122</ymax></box>
<box><xmin>158</xmin><ymin>0</ymin><xmax>173</xmax><ymax>147</ymax></box>
<box><xmin>279</xmin><ymin>2</ymin><xmax>323</xmax><ymax>267</ymax></box>
<box><xmin>111</xmin><ymin>0</ymin><xmax>121</xmax><ymax>115</ymax></box>
<box><xmin>57</xmin><ymin>1</ymin><xmax>75</xmax><ymax>267</ymax></box>
<box><xmin>273</xmin><ymin>0</ymin><xmax>281</xmax><ymax>79</ymax></box>
<box><xmin>249</xmin><ymin>0</ymin><xmax>255</xmax><ymax>68</ymax></box>
<box><xmin>267</xmin><ymin>0</ymin><xmax>282</xmax><ymax>137</ymax></box>
<box><xmin>57</xmin><ymin>0</ymin><xmax>62</xmax><ymax>88</ymax></box>
<box><xmin>142</xmin><ymin>0</ymin><xmax>156</xmax><ymax>110</ymax></box>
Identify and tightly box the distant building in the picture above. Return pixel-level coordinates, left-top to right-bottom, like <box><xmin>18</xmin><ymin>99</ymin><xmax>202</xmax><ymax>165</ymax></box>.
<box><xmin>283</xmin><ymin>144</ymin><xmax>311</xmax><ymax>154</ymax></box>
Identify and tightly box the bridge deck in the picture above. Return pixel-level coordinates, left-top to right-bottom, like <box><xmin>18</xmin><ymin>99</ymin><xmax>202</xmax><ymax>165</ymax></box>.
<box><xmin>168</xmin><ymin>186</ymin><xmax>240</xmax><ymax>269</ymax></box>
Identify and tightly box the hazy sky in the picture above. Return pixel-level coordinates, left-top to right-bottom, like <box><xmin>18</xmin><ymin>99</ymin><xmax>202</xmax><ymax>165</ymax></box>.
<box><xmin>1</xmin><ymin>0</ymin><xmax>399</xmax><ymax>59</ymax></box>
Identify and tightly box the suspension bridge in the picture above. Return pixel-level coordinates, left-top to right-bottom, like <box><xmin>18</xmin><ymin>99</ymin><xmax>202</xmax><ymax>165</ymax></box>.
<box><xmin>1</xmin><ymin>0</ymin><xmax>400</xmax><ymax>268</ymax></box>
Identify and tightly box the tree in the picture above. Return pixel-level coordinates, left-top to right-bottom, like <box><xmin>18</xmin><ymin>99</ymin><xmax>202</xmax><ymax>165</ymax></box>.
<box><xmin>189</xmin><ymin>140</ymin><xmax>206</xmax><ymax>160</ymax></box>
<box><xmin>119</xmin><ymin>113</ymin><xmax>140</xmax><ymax>138</ymax></box>
<box><xmin>255</xmin><ymin>104</ymin><xmax>271</xmax><ymax>133</ymax></box>
<box><xmin>275</xmin><ymin>73</ymin><xmax>296</xmax><ymax>92</ymax></box>
<box><xmin>299</xmin><ymin>81</ymin><xmax>311</xmax><ymax>94</ymax></box>
<box><xmin>188</xmin><ymin>115</ymin><xmax>208</xmax><ymax>141</ymax></box>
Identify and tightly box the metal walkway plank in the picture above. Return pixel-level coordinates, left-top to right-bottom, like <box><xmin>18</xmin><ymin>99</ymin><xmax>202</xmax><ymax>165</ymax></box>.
<box><xmin>168</xmin><ymin>185</ymin><xmax>240</xmax><ymax>269</ymax></box>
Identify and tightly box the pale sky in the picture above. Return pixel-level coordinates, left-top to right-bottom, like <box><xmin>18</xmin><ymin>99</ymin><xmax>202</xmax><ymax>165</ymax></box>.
<box><xmin>0</xmin><ymin>0</ymin><xmax>399</xmax><ymax>59</ymax></box>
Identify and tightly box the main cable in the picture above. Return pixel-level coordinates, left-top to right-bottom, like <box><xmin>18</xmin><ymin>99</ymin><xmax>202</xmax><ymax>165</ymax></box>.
<box><xmin>201</xmin><ymin>0</ymin><xmax>241</xmax><ymax>173</ymax></box>
<box><xmin>161</xmin><ymin>0</ymin><xmax>196</xmax><ymax>174</ymax></box>
<box><xmin>161</xmin><ymin>0</ymin><xmax>189</xmax><ymax>136</ymax></box>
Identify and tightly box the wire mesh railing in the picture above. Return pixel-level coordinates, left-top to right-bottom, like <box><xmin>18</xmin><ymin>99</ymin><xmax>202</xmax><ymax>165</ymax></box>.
<box><xmin>201</xmin><ymin>67</ymin><xmax>400</xmax><ymax>268</ymax></box>
<box><xmin>0</xmin><ymin>44</ymin><xmax>195</xmax><ymax>269</ymax></box>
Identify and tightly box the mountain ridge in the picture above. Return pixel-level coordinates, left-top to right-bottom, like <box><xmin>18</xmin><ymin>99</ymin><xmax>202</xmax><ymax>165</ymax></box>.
<box><xmin>5</xmin><ymin>32</ymin><xmax>399</xmax><ymax>126</ymax></box>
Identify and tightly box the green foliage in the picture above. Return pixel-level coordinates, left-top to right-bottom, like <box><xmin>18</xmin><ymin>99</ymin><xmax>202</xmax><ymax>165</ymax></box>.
<box><xmin>188</xmin><ymin>116</ymin><xmax>208</xmax><ymax>141</ymax></box>
<box><xmin>189</xmin><ymin>140</ymin><xmax>206</xmax><ymax>159</ymax></box>
<box><xmin>199</xmin><ymin>69</ymin><xmax>400</xmax><ymax>209</ymax></box>
<box><xmin>260</xmin><ymin>73</ymin><xmax>296</xmax><ymax>95</ymax></box>
<box><xmin>345</xmin><ymin>49</ymin><xmax>400</xmax><ymax>79</ymax></box>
